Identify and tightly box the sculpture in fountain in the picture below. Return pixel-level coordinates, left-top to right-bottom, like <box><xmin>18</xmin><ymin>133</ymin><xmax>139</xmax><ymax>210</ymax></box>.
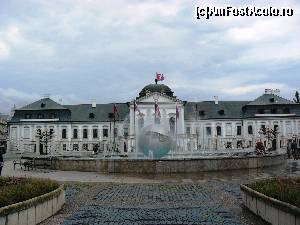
<box><xmin>138</xmin><ymin>124</ymin><xmax>173</xmax><ymax>158</ymax></box>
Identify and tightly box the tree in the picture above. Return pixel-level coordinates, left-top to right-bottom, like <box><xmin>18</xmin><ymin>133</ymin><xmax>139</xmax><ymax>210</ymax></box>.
<box><xmin>293</xmin><ymin>91</ymin><xmax>300</xmax><ymax>103</ymax></box>
<box><xmin>258</xmin><ymin>127</ymin><xmax>279</xmax><ymax>151</ymax></box>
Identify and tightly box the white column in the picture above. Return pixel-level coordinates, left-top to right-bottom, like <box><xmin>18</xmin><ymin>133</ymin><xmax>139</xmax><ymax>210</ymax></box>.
<box><xmin>129</xmin><ymin>105</ymin><xmax>134</xmax><ymax>136</ymax></box>
<box><xmin>180</xmin><ymin>106</ymin><xmax>184</xmax><ymax>134</ymax></box>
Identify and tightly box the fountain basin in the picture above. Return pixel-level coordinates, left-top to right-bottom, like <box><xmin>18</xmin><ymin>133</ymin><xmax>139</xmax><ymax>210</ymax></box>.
<box><xmin>47</xmin><ymin>151</ymin><xmax>286</xmax><ymax>174</ymax></box>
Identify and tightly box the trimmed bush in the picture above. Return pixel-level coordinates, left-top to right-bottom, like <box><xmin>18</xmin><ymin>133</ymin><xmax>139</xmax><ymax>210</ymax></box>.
<box><xmin>247</xmin><ymin>177</ymin><xmax>300</xmax><ymax>208</ymax></box>
<box><xmin>0</xmin><ymin>177</ymin><xmax>59</xmax><ymax>208</ymax></box>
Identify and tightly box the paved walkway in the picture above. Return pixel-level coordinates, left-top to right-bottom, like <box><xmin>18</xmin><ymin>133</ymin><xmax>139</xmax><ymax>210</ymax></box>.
<box><xmin>2</xmin><ymin>159</ymin><xmax>300</xmax><ymax>225</ymax></box>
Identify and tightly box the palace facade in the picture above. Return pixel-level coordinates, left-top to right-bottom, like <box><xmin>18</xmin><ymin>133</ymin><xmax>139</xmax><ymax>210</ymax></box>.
<box><xmin>7</xmin><ymin>83</ymin><xmax>300</xmax><ymax>156</ymax></box>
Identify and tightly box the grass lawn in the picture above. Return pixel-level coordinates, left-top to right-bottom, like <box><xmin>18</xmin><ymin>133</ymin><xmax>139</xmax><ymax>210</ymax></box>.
<box><xmin>247</xmin><ymin>177</ymin><xmax>300</xmax><ymax>208</ymax></box>
<box><xmin>0</xmin><ymin>177</ymin><xmax>59</xmax><ymax>208</ymax></box>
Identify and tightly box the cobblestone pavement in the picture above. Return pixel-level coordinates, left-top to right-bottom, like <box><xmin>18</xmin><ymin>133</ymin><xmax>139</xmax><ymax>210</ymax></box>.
<box><xmin>37</xmin><ymin>159</ymin><xmax>300</xmax><ymax>225</ymax></box>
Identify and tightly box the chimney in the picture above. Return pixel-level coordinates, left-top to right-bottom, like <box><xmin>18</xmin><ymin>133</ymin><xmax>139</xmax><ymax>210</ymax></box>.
<box><xmin>265</xmin><ymin>89</ymin><xmax>272</xmax><ymax>94</ymax></box>
<box><xmin>273</xmin><ymin>89</ymin><xmax>280</xmax><ymax>95</ymax></box>
<box><xmin>91</xmin><ymin>99</ymin><xmax>96</xmax><ymax>108</ymax></box>
<box><xmin>214</xmin><ymin>96</ymin><xmax>218</xmax><ymax>105</ymax></box>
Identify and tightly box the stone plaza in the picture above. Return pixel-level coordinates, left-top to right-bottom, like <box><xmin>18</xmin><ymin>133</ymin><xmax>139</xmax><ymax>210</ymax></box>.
<box><xmin>2</xmin><ymin>157</ymin><xmax>299</xmax><ymax>225</ymax></box>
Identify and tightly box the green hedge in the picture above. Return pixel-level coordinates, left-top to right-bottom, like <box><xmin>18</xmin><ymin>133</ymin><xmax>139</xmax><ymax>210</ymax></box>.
<box><xmin>247</xmin><ymin>177</ymin><xmax>300</xmax><ymax>208</ymax></box>
<box><xmin>0</xmin><ymin>177</ymin><xmax>59</xmax><ymax>208</ymax></box>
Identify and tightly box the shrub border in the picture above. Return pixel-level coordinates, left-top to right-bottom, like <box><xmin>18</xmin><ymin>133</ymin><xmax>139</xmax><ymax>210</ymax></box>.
<box><xmin>0</xmin><ymin>184</ymin><xmax>64</xmax><ymax>216</ymax></box>
<box><xmin>240</xmin><ymin>184</ymin><xmax>300</xmax><ymax>216</ymax></box>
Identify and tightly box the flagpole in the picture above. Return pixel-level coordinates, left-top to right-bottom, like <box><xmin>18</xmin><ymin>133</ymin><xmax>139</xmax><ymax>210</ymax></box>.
<box><xmin>113</xmin><ymin>108</ymin><xmax>116</xmax><ymax>152</ymax></box>
<box><xmin>134</xmin><ymin>100</ymin><xmax>137</xmax><ymax>158</ymax></box>
<box><xmin>175</xmin><ymin>104</ymin><xmax>178</xmax><ymax>154</ymax></box>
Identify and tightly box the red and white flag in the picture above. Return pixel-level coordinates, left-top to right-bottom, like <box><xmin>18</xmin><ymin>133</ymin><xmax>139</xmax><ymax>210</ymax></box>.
<box><xmin>113</xmin><ymin>104</ymin><xmax>119</xmax><ymax>118</ymax></box>
<box><xmin>156</xmin><ymin>72</ymin><xmax>165</xmax><ymax>81</ymax></box>
<box><xmin>155</xmin><ymin>103</ymin><xmax>161</xmax><ymax>117</ymax></box>
<box><xmin>176</xmin><ymin>105</ymin><xmax>179</xmax><ymax>120</ymax></box>
<box><xmin>134</xmin><ymin>100</ymin><xmax>143</xmax><ymax>116</ymax></box>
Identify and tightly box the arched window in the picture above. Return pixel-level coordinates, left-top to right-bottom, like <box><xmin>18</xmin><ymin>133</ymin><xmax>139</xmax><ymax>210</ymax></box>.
<box><xmin>169</xmin><ymin>117</ymin><xmax>175</xmax><ymax>135</ymax></box>
<box><xmin>216</xmin><ymin>126</ymin><xmax>222</xmax><ymax>136</ymax></box>
<box><xmin>248</xmin><ymin>125</ymin><xmax>253</xmax><ymax>135</ymax></box>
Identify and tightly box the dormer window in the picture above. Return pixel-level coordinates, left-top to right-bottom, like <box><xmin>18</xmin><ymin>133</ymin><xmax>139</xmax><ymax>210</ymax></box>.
<box><xmin>41</xmin><ymin>103</ymin><xmax>46</xmax><ymax>108</ymax></box>
<box><xmin>269</xmin><ymin>98</ymin><xmax>275</xmax><ymax>103</ymax></box>
<box><xmin>89</xmin><ymin>113</ymin><xmax>95</xmax><ymax>119</ymax></box>
<box><xmin>218</xmin><ymin>110</ymin><xmax>225</xmax><ymax>115</ymax></box>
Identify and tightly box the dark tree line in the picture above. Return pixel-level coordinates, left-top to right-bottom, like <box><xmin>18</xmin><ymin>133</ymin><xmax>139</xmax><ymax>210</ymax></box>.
<box><xmin>294</xmin><ymin>91</ymin><xmax>300</xmax><ymax>103</ymax></box>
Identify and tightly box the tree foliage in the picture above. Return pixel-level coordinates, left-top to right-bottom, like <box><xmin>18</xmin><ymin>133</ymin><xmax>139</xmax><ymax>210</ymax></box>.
<box><xmin>294</xmin><ymin>91</ymin><xmax>300</xmax><ymax>103</ymax></box>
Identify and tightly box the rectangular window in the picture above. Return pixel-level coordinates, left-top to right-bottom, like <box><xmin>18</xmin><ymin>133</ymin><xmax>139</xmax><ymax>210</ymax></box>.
<box><xmin>103</xmin><ymin>128</ymin><xmax>108</xmax><ymax>138</ymax></box>
<box><xmin>124</xmin><ymin>127</ymin><xmax>129</xmax><ymax>137</ymax></box>
<box><xmin>83</xmin><ymin>143</ymin><xmax>88</xmax><ymax>151</ymax></box>
<box><xmin>73</xmin><ymin>129</ymin><xmax>78</xmax><ymax>139</ymax></box>
<box><xmin>24</xmin><ymin>127</ymin><xmax>30</xmax><ymax>139</ymax></box>
<box><xmin>49</xmin><ymin>128</ymin><xmax>54</xmax><ymax>139</ymax></box>
<box><xmin>11</xmin><ymin>127</ymin><xmax>18</xmax><ymax>140</ymax></box>
<box><xmin>226</xmin><ymin>123</ymin><xmax>232</xmax><ymax>136</ymax></box>
<box><xmin>274</xmin><ymin>125</ymin><xmax>278</xmax><ymax>132</ymax></box>
<box><xmin>286</xmin><ymin>122</ymin><xmax>292</xmax><ymax>134</ymax></box>
<box><xmin>83</xmin><ymin>129</ymin><xmax>88</xmax><ymax>139</ymax></box>
<box><xmin>93</xmin><ymin>129</ymin><xmax>98</xmax><ymax>138</ymax></box>
<box><xmin>237</xmin><ymin>126</ymin><xmax>242</xmax><ymax>136</ymax></box>
<box><xmin>73</xmin><ymin>144</ymin><xmax>79</xmax><ymax>151</ymax></box>
<box><xmin>114</xmin><ymin>128</ymin><xmax>118</xmax><ymax>136</ymax></box>
<box><xmin>206</xmin><ymin>127</ymin><xmax>211</xmax><ymax>136</ymax></box>
<box><xmin>186</xmin><ymin>127</ymin><xmax>191</xmax><ymax>135</ymax></box>
<box><xmin>248</xmin><ymin>125</ymin><xmax>253</xmax><ymax>135</ymax></box>
<box><xmin>216</xmin><ymin>126</ymin><xmax>222</xmax><ymax>136</ymax></box>
<box><xmin>63</xmin><ymin>144</ymin><xmax>67</xmax><ymax>151</ymax></box>
<box><xmin>62</xmin><ymin>129</ymin><xmax>67</xmax><ymax>139</ymax></box>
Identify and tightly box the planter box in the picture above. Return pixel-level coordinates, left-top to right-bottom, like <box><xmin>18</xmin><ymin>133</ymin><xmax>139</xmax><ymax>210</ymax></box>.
<box><xmin>241</xmin><ymin>184</ymin><xmax>300</xmax><ymax>225</ymax></box>
<box><xmin>0</xmin><ymin>185</ymin><xmax>65</xmax><ymax>225</ymax></box>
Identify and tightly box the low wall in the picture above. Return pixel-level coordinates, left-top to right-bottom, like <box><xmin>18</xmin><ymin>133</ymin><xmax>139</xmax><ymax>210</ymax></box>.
<box><xmin>241</xmin><ymin>184</ymin><xmax>300</xmax><ymax>225</ymax></box>
<box><xmin>51</xmin><ymin>152</ymin><xmax>286</xmax><ymax>174</ymax></box>
<box><xmin>0</xmin><ymin>185</ymin><xmax>65</xmax><ymax>225</ymax></box>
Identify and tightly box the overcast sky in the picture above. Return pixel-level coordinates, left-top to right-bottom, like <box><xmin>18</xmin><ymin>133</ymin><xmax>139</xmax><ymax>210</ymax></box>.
<box><xmin>0</xmin><ymin>0</ymin><xmax>299</xmax><ymax>113</ymax></box>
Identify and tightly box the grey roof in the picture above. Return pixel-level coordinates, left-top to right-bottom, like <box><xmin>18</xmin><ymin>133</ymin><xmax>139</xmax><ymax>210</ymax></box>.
<box><xmin>185</xmin><ymin>101</ymin><xmax>250</xmax><ymax>120</ymax></box>
<box><xmin>139</xmin><ymin>84</ymin><xmax>174</xmax><ymax>98</ymax></box>
<box><xmin>64</xmin><ymin>103</ymin><xmax>129</xmax><ymax>122</ymax></box>
<box><xmin>247</xmin><ymin>94</ymin><xmax>294</xmax><ymax>106</ymax></box>
<box><xmin>19</xmin><ymin>98</ymin><xmax>67</xmax><ymax>110</ymax></box>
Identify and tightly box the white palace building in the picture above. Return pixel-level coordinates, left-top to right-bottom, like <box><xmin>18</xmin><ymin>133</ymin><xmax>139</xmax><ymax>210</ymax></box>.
<box><xmin>7</xmin><ymin>83</ymin><xmax>300</xmax><ymax>156</ymax></box>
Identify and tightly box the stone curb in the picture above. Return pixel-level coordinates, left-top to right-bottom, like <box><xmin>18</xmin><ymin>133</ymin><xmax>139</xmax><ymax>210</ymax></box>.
<box><xmin>240</xmin><ymin>184</ymin><xmax>300</xmax><ymax>225</ymax></box>
<box><xmin>0</xmin><ymin>185</ymin><xmax>65</xmax><ymax>225</ymax></box>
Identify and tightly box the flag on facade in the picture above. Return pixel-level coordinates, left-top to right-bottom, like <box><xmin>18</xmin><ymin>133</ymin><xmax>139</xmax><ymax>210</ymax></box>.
<box><xmin>113</xmin><ymin>104</ymin><xmax>119</xmax><ymax>118</ymax></box>
<box><xmin>134</xmin><ymin>100</ymin><xmax>143</xmax><ymax>116</ymax></box>
<box><xmin>155</xmin><ymin>103</ymin><xmax>161</xmax><ymax>117</ymax></box>
<box><xmin>176</xmin><ymin>105</ymin><xmax>180</xmax><ymax>120</ymax></box>
<box><xmin>156</xmin><ymin>72</ymin><xmax>165</xmax><ymax>81</ymax></box>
